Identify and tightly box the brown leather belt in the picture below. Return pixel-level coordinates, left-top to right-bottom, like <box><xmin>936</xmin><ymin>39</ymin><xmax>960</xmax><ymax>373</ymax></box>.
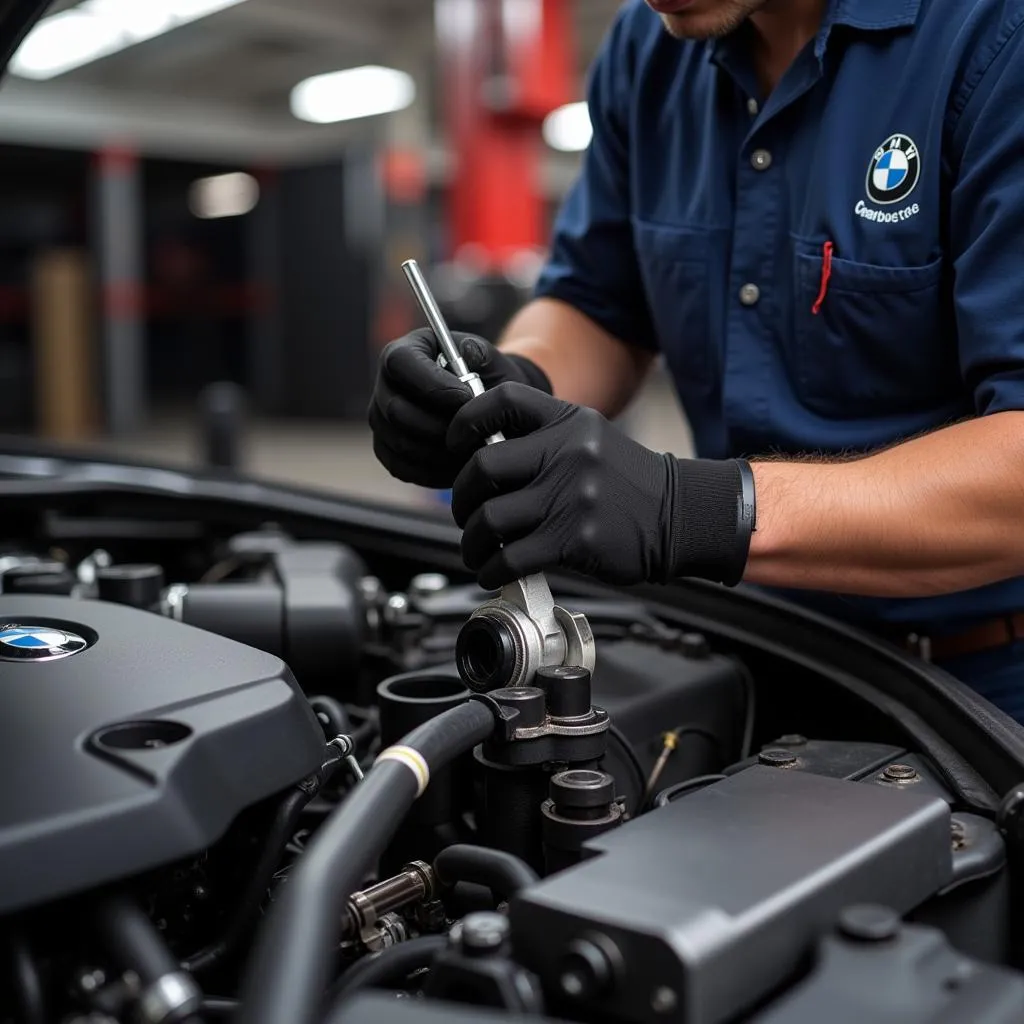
<box><xmin>902</xmin><ymin>612</ymin><xmax>1024</xmax><ymax>663</ymax></box>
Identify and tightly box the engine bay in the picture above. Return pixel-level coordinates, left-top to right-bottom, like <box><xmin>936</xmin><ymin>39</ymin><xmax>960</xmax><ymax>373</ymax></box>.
<box><xmin>1</xmin><ymin>521</ymin><xmax>1023</xmax><ymax>1024</ymax></box>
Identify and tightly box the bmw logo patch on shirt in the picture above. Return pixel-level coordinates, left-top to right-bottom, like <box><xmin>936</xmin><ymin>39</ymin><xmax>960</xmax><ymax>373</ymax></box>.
<box><xmin>866</xmin><ymin>134</ymin><xmax>921</xmax><ymax>205</ymax></box>
<box><xmin>0</xmin><ymin>624</ymin><xmax>89</xmax><ymax>661</ymax></box>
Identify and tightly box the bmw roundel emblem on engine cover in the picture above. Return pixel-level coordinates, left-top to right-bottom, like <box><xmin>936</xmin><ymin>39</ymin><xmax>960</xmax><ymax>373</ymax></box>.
<box><xmin>0</xmin><ymin>624</ymin><xmax>89</xmax><ymax>661</ymax></box>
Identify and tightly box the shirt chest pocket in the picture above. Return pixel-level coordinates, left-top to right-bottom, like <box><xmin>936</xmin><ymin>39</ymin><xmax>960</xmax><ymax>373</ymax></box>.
<box><xmin>633</xmin><ymin>220</ymin><xmax>720</xmax><ymax>389</ymax></box>
<box><xmin>791</xmin><ymin>238</ymin><xmax>955</xmax><ymax>417</ymax></box>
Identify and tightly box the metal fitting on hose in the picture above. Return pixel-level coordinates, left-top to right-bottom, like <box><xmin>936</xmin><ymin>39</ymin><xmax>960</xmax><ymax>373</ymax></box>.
<box><xmin>456</xmin><ymin>575</ymin><xmax>595</xmax><ymax>692</ymax></box>
<box><xmin>343</xmin><ymin>861</ymin><xmax>436</xmax><ymax>948</ymax></box>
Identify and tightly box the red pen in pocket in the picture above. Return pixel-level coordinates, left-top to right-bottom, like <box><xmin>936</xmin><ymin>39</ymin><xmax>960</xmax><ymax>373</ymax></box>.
<box><xmin>811</xmin><ymin>240</ymin><xmax>834</xmax><ymax>315</ymax></box>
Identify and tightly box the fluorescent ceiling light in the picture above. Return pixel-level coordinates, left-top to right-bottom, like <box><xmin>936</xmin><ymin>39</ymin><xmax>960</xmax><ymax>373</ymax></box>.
<box><xmin>189</xmin><ymin>172</ymin><xmax>260</xmax><ymax>220</ymax></box>
<box><xmin>543</xmin><ymin>101</ymin><xmax>593</xmax><ymax>153</ymax></box>
<box><xmin>291</xmin><ymin>66</ymin><xmax>416</xmax><ymax>125</ymax></box>
<box><xmin>12</xmin><ymin>0</ymin><xmax>247</xmax><ymax>80</ymax></box>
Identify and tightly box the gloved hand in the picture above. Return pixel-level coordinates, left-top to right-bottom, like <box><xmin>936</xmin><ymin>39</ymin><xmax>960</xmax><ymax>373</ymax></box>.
<box><xmin>447</xmin><ymin>383</ymin><xmax>756</xmax><ymax>591</ymax></box>
<box><xmin>369</xmin><ymin>328</ymin><xmax>551</xmax><ymax>488</ymax></box>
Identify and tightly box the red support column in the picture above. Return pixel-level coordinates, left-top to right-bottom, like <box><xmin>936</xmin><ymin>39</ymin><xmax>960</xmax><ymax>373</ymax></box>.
<box><xmin>437</xmin><ymin>0</ymin><xmax>573</xmax><ymax>269</ymax></box>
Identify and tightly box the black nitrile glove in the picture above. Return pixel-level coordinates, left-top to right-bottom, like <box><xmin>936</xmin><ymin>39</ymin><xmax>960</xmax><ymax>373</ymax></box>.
<box><xmin>447</xmin><ymin>383</ymin><xmax>755</xmax><ymax>591</ymax></box>
<box><xmin>369</xmin><ymin>328</ymin><xmax>551</xmax><ymax>488</ymax></box>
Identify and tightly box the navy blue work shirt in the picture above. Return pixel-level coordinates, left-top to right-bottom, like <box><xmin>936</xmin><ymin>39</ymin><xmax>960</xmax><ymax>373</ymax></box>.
<box><xmin>534</xmin><ymin>0</ymin><xmax>1024</xmax><ymax>636</ymax></box>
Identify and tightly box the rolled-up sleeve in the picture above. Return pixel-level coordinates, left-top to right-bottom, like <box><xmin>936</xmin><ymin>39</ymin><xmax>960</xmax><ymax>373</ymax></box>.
<box><xmin>534</xmin><ymin>8</ymin><xmax>658</xmax><ymax>351</ymax></box>
<box><xmin>949</xmin><ymin>15</ymin><xmax>1024</xmax><ymax>415</ymax></box>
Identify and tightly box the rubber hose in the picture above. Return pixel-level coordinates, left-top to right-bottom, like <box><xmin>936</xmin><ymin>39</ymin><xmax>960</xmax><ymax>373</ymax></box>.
<box><xmin>608</xmin><ymin>723</ymin><xmax>646</xmax><ymax>810</ymax></box>
<box><xmin>183</xmin><ymin>782</ymin><xmax>316</xmax><ymax>975</ymax></box>
<box><xmin>433</xmin><ymin>844</ymin><xmax>539</xmax><ymax>901</ymax></box>
<box><xmin>328</xmin><ymin>935</ymin><xmax>447</xmax><ymax>1005</ymax></box>
<box><xmin>95</xmin><ymin>895</ymin><xmax>181</xmax><ymax>985</ymax></box>
<box><xmin>8</xmin><ymin>936</ymin><xmax>45</xmax><ymax>1024</ymax></box>
<box><xmin>310</xmin><ymin>696</ymin><xmax>351</xmax><ymax>740</ymax></box>
<box><xmin>238</xmin><ymin>700</ymin><xmax>495</xmax><ymax>1024</ymax></box>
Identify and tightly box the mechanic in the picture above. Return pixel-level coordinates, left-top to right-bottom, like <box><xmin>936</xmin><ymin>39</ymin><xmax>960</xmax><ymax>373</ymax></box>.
<box><xmin>370</xmin><ymin>0</ymin><xmax>1024</xmax><ymax>721</ymax></box>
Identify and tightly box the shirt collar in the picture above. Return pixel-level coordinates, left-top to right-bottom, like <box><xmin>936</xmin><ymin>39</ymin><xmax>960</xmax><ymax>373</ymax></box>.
<box><xmin>708</xmin><ymin>0</ymin><xmax>921</xmax><ymax>67</ymax></box>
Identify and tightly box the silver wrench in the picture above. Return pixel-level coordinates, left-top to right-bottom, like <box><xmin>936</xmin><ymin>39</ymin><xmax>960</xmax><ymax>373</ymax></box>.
<box><xmin>402</xmin><ymin>259</ymin><xmax>505</xmax><ymax>447</ymax></box>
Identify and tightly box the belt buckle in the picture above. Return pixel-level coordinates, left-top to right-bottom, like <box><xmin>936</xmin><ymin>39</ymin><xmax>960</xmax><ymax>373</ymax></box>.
<box><xmin>906</xmin><ymin>632</ymin><xmax>933</xmax><ymax>663</ymax></box>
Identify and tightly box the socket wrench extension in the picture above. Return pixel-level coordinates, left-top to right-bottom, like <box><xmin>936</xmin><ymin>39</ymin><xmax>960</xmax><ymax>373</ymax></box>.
<box><xmin>401</xmin><ymin>260</ymin><xmax>595</xmax><ymax>692</ymax></box>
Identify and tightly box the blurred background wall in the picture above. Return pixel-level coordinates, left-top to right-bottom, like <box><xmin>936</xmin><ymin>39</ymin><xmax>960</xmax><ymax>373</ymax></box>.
<box><xmin>0</xmin><ymin>0</ymin><xmax>691</xmax><ymax>508</ymax></box>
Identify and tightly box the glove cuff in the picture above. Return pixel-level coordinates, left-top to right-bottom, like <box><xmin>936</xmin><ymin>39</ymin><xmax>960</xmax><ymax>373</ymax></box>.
<box><xmin>505</xmin><ymin>354</ymin><xmax>553</xmax><ymax>396</ymax></box>
<box><xmin>664</xmin><ymin>457</ymin><xmax>756</xmax><ymax>586</ymax></box>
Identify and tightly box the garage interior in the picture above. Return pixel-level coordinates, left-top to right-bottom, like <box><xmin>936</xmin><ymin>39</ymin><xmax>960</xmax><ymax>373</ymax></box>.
<box><xmin>0</xmin><ymin>0</ymin><xmax>691</xmax><ymax>507</ymax></box>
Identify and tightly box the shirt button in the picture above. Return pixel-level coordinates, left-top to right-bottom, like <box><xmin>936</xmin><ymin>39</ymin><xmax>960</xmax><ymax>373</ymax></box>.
<box><xmin>747</xmin><ymin>97</ymin><xmax>759</xmax><ymax>116</ymax></box>
<box><xmin>739</xmin><ymin>283</ymin><xmax>761</xmax><ymax>306</ymax></box>
<box><xmin>751</xmin><ymin>148</ymin><xmax>772</xmax><ymax>171</ymax></box>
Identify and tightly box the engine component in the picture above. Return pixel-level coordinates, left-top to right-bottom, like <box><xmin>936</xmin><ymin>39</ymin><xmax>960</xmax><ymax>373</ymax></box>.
<box><xmin>542</xmin><ymin>769</ymin><xmax>624</xmax><ymax>873</ymax></box>
<box><xmin>94</xmin><ymin>896</ymin><xmax>202</xmax><ymax>1024</ymax></box>
<box><xmin>328</xmin><ymin>936</ymin><xmax>449</xmax><ymax>1008</ymax></box>
<box><xmin>475</xmin><ymin>672</ymin><xmax>611</xmax><ymax>870</ymax></box>
<box><xmin>510</xmin><ymin>765</ymin><xmax>953</xmax><ymax>1024</ymax></box>
<box><xmin>423</xmin><ymin>913</ymin><xmax>545</xmax><ymax>1012</ymax></box>
<box><xmin>162</xmin><ymin>536</ymin><xmax>367</xmax><ymax>693</ymax></box>
<box><xmin>456</xmin><ymin>575</ymin><xmax>596</xmax><ymax>692</ymax></box>
<box><xmin>343</xmin><ymin>861</ymin><xmax>436</xmax><ymax>948</ymax></box>
<box><xmin>433</xmin><ymin>844</ymin><xmax>539</xmax><ymax>904</ymax></box>
<box><xmin>240</xmin><ymin>699</ymin><xmax>500</xmax><ymax>1024</ymax></box>
<box><xmin>378</xmin><ymin>669</ymin><xmax>473</xmax><ymax>871</ymax></box>
<box><xmin>732</xmin><ymin>737</ymin><xmax>908</xmax><ymax>782</ymax></box>
<box><xmin>910</xmin><ymin>812</ymin><xmax>1009</xmax><ymax>965</ymax></box>
<box><xmin>733</xmin><ymin>738</ymin><xmax>1012</xmax><ymax>965</ymax></box>
<box><xmin>1</xmin><ymin>560</ymin><xmax>76</xmax><ymax>596</ymax></box>
<box><xmin>96</xmin><ymin>563</ymin><xmax>165</xmax><ymax>610</ymax></box>
<box><xmin>0</xmin><ymin>594</ymin><xmax>324</xmax><ymax>914</ymax></box>
<box><xmin>593</xmin><ymin>639</ymin><xmax>748</xmax><ymax>809</ymax></box>
<box><xmin>751</xmin><ymin>907</ymin><xmax>1024</xmax><ymax>1022</ymax></box>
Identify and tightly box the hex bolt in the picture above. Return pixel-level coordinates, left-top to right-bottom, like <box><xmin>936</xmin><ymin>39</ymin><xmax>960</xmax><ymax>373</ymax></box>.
<box><xmin>882</xmin><ymin>763</ymin><xmax>920</xmax><ymax>783</ymax></box>
<box><xmin>459</xmin><ymin>912</ymin><xmax>509</xmax><ymax>954</ymax></box>
<box><xmin>759</xmin><ymin>748</ymin><xmax>798</xmax><ymax>768</ymax></box>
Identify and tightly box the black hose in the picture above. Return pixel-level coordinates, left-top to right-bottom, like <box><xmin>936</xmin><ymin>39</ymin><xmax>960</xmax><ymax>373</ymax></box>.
<box><xmin>238</xmin><ymin>700</ymin><xmax>496</xmax><ymax>1024</ymax></box>
<box><xmin>608</xmin><ymin>723</ymin><xmax>647</xmax><ymax>808</ymax></box>
<box><xmin>310</xmin><ymin>696</ymin><xmax>351</xmax><ymax>740</ymax></box>
<box><xmin>183</xmin><ymin>779</ymin><xmax>320</xmax><ymax>975</ymax></box>
<box><xmin>95</xmin><ymin>895</ymin><xmax>181</xmax><ymax>985</ymax></box>
<box><xmin>8</xmin><ymin>935</ymin><xmax>45</xmax><ymax>1024</ymax></box>
<box><xmin>433</xmin><ymin>844</ymin><xmax>539</xmax><ymax>901</ymax></box>
<box><xmin>345</xmin><ymin>705</ymin><xmax>379</xmax><ymax>747</ymax></box>
<box><xmin>328</xmin><ymin>935</ymin><xmax>447</xmax><ymax>1006</ymax></box>
<box><xmin>737</xmin><ymin>661</ymin><xmax>757</xmax><ymax>759</ymax></box>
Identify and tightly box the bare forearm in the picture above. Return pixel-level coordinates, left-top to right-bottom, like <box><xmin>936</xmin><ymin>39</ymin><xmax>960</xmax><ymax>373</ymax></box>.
<box><xmin>498</xmin><ymin>298</ymin><xmax>654</xmax><ymax>417</ymax></box>
<box><xmin>746</xmin><ymin>412</ymin><xmax>1024</xmax><ymax>596</ymax></box>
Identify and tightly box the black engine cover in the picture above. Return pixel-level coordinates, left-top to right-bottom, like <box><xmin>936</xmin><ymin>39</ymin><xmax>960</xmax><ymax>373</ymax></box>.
<box><xmin>0</xmin><ymin>596</ymin><xmax>324</xmax><ymax>914</ymax></box>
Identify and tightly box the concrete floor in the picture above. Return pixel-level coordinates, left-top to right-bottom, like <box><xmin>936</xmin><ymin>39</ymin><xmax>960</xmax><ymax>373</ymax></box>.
<box><xmin>91</xmin><ymin>368</ymin><xmax>694</xmax><ymax>509</ymax></box>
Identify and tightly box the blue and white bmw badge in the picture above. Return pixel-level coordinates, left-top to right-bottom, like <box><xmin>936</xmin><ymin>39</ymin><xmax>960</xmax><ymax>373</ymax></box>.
<box><xmin>0</xmin><ymin>624</ymin><xmax>89</xmax><ymax>662</ymax></box>
<box><xmin>866</xmin><ymin>134</ymin><xmax>921</xmax><ymax>206</ymax></box>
